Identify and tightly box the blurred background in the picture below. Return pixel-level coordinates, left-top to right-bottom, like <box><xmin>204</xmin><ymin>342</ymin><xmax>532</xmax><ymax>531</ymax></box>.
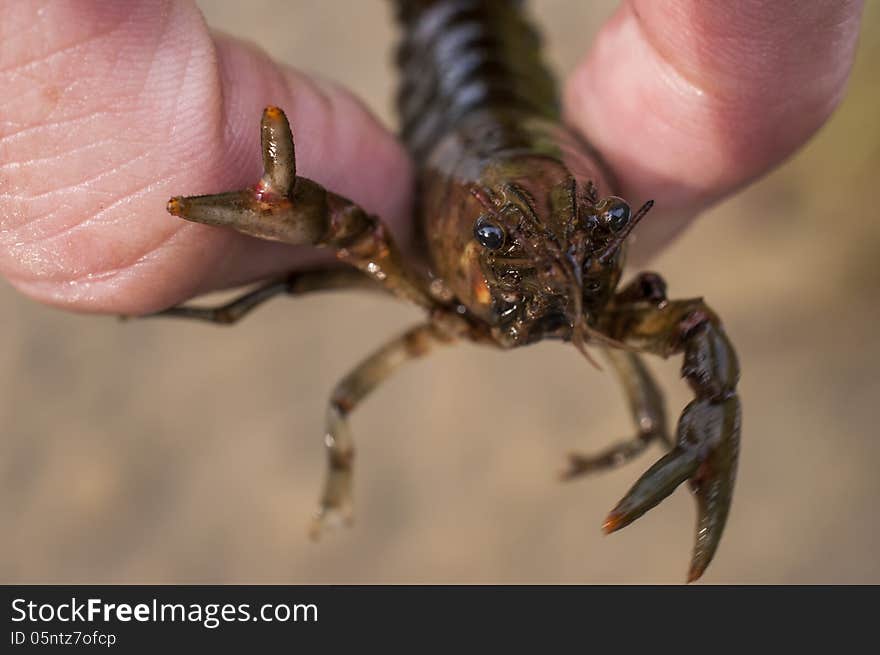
<box><xmin>2</xmin><ymin>0</ymin><xmax>879</xmax><ymax>583</ymax></box>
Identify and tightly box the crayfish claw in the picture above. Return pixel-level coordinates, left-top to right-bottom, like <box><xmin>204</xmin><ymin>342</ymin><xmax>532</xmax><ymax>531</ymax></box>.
<box><xmin>603</xmin><ymin>447</ymin><xmax>699</xmax><ymax>533</ymax></box>
<box><xmin>604</xmin><ymin>395</ymin><xmax>740</xmax><ymax>582</ymax></box>
<box><xmin>260</xmin><ymin>105</ymin><xmax>296</xmax><ymax>196</ymax></box>
<box><xmin>167</xmin><ymin>191</ymin><xmax>264</xmax><ymax>229</ymax></box>
<box><xmin>687</xmin><ymin>477</ymin><xmax>730</xmax><ymax>583</ymax></box>
<box><xmin>165</xmin><ymin>105</ymin><xmax>335</xmax><ymax>246</ymax></box>
<box><xmin>686</xmin><ymin>396</ymin><xmax>740</xmax><ymax>582</ymax></box>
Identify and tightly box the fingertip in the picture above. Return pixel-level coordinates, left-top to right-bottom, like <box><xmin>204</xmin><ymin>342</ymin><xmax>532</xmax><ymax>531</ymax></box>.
<box><xmin>564</xmin><ymin>0</ymin><xmax>863</xmax><ymax>258</ymax></box>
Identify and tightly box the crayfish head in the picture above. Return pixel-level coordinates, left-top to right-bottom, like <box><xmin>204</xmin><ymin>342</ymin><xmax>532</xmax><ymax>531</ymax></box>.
<box><xmin>462</xmin><ymin>155</ymin><xmax>654</xmax><ymax>349</ymax></box>
<box><xmin>463</xmin><ymin>157</ymin><xmax>650</xmax><ymax>348</ymax></box>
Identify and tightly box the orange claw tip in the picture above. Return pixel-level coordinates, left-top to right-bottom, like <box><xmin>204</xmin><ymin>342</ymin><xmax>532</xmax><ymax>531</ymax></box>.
<box><xmin>602</xmin><ymin>513</ymin><xmax>623</xmax><ymax>534</ymax></box>
<box><xmin>686</xmin><ymin>568</ymin><xmax>703</xmax><ymax>584</ymax></box>
<box><xmin>686</xmin><ymin>563</ymin><xmax>707</xmax><ymax>584</ymax></box>
<box><xmin>166</xmin><ymin>197</ymin><xmax>184</xmax><ymax>216</ymax></box>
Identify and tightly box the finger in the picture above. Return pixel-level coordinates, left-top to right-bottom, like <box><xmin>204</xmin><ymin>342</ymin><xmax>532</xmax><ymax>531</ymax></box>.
<box><xmin>564</xmin><ymin>0</ymin><xmax>864</xmax><ymax>261</ymax></box>
<box><xmin>0</xmin><ymin>1</ymin><xmax>412</xmax><ymax>314</ymax></box>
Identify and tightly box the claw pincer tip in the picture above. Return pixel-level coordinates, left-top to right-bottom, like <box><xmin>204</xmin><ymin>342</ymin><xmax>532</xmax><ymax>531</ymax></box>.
<box><xmin>166</xmin><ymin>197</ymin><xmax>183</xmax><ymax>216</ymax></box>
<box><xmin>602</xmin><ymin>514</ymin><xmax>622</xmax><ymax>534</ymax></box>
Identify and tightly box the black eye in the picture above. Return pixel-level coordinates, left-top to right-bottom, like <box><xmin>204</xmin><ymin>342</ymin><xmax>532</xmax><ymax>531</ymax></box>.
<box><xmin>603</xmin><ymin>200</ymin><xmax>631</xmax><ymax>232</ymax></box>
<box><xmin>584</xmin><ymin>277</ymin><xmax>602</xmax><ymax>293</ymax></box>
<box><xmin>474</xmin><ymin>216</ymin><xmax>505</xmax><ymax>250</ymax></box>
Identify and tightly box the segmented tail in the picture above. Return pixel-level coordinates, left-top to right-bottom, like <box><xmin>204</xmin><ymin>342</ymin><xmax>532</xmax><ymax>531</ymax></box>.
<box><xmin>391</xmin><ymin>0</ymin><xmax>559</xmax><ymax>163</ymax></box>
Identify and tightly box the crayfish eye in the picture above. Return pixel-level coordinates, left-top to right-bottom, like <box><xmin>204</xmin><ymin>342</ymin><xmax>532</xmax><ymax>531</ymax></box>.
<box><xmin>474</xmin><ymin>216</ymin><xmax>505</xmax><ymax>250</ymax></box>
<box><xmin>602</xmin><ymin>199</ymin><xmax>631</xmax><ymax>232</ymax></box>
<box><xmin>584</xmin><ymin>278</ymin><xmax>603</xmax><ymax>293</ymax></box>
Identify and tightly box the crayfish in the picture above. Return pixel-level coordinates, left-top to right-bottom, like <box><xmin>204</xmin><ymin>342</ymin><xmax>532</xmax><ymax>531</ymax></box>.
<box><xmin>150</xmin><ymin>0</ymin><xmax>741</xmax><ymax>582</ymax></box>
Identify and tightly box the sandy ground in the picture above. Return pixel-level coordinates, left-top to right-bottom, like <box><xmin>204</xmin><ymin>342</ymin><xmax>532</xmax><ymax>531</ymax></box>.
<box><xmin>2</xmin><ymin>1</ymin><xmax>879</xmax><ymax>583</ymax></box>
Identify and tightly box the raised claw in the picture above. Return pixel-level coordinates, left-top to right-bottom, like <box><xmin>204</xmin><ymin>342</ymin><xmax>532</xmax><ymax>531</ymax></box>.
<box><xmin>604</xmin><ymin>395</ymin><xmax>741</xmax><ymax>582</ymax></box>
<box><xmin>166</xmin><ymin>106</ymin><xmax>329</xmax><ymax>245</ymax></box>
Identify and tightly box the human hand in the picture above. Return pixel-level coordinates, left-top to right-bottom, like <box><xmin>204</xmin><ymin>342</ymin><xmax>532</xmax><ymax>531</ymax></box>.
<box><xmin>0</xmin><ymin>0</ymin><xmax>864</xmax><ymax>315</ymax></box>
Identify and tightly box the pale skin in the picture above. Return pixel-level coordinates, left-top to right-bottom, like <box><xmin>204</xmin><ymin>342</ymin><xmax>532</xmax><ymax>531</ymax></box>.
<box><xmin>0</xmin><ymin>1</ymin><xmax>866</xmax><ymax>579</ymax></box>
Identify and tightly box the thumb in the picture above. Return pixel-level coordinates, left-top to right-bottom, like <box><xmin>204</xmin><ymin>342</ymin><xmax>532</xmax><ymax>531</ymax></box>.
<box><xmin>0</xmin><ymin>0</ymin><xmax>412</xmax><ymax>314</ymax></box>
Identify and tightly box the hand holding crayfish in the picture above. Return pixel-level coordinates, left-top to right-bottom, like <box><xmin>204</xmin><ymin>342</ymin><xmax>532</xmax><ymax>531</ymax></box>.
<box><xmin>1</xmin><ymin>0</ymin><xmax>865</xmax><ymax>581</ymax></box>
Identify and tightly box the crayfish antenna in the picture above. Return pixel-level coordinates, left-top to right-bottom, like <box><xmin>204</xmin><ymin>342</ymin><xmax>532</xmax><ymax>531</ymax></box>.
<box><xmin>572</xmin><ymin>319</ymin><xmax>603</xmax><ymax>371</ymax></box>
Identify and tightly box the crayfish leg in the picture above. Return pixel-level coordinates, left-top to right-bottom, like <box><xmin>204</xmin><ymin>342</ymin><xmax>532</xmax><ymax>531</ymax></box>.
<box><xmin>560</xmin><ymin>348</ymin><xmax>671</xmax><ymax>479</ymax></box>
<box><xmin>133</xmin><ymin>268</ymin><xmax>383</xmax><ymax>325</ymax></box>
<box><xmin>309</xmin><ymin>322</ymin><xmax>456</xmax><ymax>540</ymax></box>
